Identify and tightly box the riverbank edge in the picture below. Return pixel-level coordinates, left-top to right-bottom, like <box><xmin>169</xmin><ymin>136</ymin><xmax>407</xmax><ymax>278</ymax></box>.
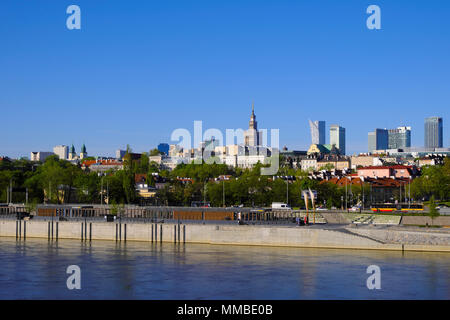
<box><xmin>1</xmin><ymin>219</ymin><xmax>449</xmax><ymax>253</ymax></box>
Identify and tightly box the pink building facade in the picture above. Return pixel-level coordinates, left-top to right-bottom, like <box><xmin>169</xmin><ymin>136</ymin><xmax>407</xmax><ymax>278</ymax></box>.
<box><xmin>357</xmin><ymin>165</ymin><xmax>416</xmax><ymax>179</ymax></box>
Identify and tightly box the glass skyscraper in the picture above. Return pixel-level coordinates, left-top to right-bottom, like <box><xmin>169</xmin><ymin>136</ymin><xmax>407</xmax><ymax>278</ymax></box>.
<box><xmin>309</xmin><ymin>120</ymin><xmax>326</xmax><ymax>145</ymax></box>
<box><xmin>330</xmin><ymin>124</ymin><xmax>345</xmax><ymax>155</ymax></box>
<box><xmin>368</xmin><ymin>129</ymin><xmax>388</xmax><ymax>153</ymax></box>
<box><xmin>388</xmin><ymin>126</ymin><xmax>411</xmax><ymax>149</ymax></box>
<box><xmin>425</xmin><ymin>117</ymin><xmax>443</xmax><ymax>148</ymax></box>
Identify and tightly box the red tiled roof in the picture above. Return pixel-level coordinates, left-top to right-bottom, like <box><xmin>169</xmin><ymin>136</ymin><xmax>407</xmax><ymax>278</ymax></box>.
<box><xmin>82</xmin><ymin>160</ymin><xmax>122</xmax><ymax>167</ymax></box>
<box><xmin>321</xmin><ymin>176</ymin><xmax>409</xmax><ymax>188</ymax></box>
<box><xmin>358</xmin><ymin>165</ymin><xmax>412</xmax><ymax>170</ymax></box>
<box><xmin>135</xmin><ymin>173</ymin><xmax>147</xmax><ymax>183</ymax></box>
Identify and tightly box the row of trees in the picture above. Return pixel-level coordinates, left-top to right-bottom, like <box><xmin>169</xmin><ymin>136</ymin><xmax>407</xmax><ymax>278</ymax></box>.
<box><xmin>410</xmin><ymin>158</ymin><xmax>450</xmax><ymax>201</ymax></box>
<box><xmin>1</xmin><ymin>152</ymin><xmax>448</xmax><ymax>208</ymax></box>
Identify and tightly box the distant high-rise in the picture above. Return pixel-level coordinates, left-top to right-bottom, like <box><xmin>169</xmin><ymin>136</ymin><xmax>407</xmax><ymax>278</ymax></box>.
<box><xmin>368</xmin><ymin>129</ymin><xmax>388</xmax><ymax>153</ymax></box>
<box><xmin>388</xmin><ymin>126</ymin><xmax>411</xmax><ymax>149</ymax></box>
<box><xmin>309</xmin><ymin>120</ymin><xmax>326</xmax><ymax>145</ymax></box>
<box><xmin>425</xmin><ymin>117</ymin><xmax>443</xmax><ymax>148</ymax></box>
<box><xmin>157</xmin><ymin>143</ymin><xmax>170</xmax><ymax>155</ymax></box>
<box><xmin>116</xmin><ymin>149</ymin><xmax>126</xmax><ymax>160</ymax></box>
<box><xmin>330</xmin><ymin>124</ymin><xmax>345</xmax><ymax>155</ymax></box>
<box><xmin>53</xmin><ymin>145</ymin><xmax>69</xmax><ymax>160</ymax></box>
<box><xmin>244</xmin><ymin>102</ymin><xmax>263</xmax><ymax>146</ymax></box>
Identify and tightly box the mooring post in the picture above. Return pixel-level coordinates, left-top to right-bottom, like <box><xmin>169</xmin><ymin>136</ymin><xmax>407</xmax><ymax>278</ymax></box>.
<box><xmin>174</xmin><ymin>225</ymin><xmax>176</xmax><ymax>243</ymax></box>
<box><xmin>151</xmin><ymin>224</ymin><xmax>154</xmax><ymax>243</ymax></box>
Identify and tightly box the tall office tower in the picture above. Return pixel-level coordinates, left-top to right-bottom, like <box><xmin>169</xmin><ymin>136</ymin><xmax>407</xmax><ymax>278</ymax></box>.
<box><xmin>388</xmin><ymin>126</ymin><xmax>411</xmax><ymax>149</ymax></box>
<box><xmin>368</xmin><ymin>129</ymin><xmax>388</xmax><ymax>153</ymax></box>
<box><xmin>116</xmin><ymin>149</ymin><xmax>126</xmax><ymax>160</ymax></box>
<box><xmin>309</xmin><ymin>120</ymin><xmax>326</xmax><ymax>145</ymax></box>
<box><xmin>157</xmin><ymin>143</ymin><xmax>170</xmax><ymax>155</ymax></box>
<box><xmin>53</xmin><ymin>145</ymin><xmax>69</xmax><ymax>160</ymax></box>
<box><xmin>244</xmin><ymin>102</ymin><xmax>263</xmax><ymax>146</ymax></box>
<box><xmin>330</xmin><ymin>124</ymin><xmax>346</xmax><ymax>155</ymax></box>
<box><xmin>425</xmin><ymin>117</ymin><xmax>443</xmax><ymax>148</ymax></box>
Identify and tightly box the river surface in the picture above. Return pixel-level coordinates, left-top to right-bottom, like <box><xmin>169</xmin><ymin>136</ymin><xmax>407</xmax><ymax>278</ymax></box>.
<box><xmin>0</xmin><ymin>238</ymin><xmax>448</xmax><ymax>299</ymax></box>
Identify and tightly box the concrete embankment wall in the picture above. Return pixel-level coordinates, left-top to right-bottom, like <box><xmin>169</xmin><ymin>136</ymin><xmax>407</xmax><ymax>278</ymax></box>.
<box><xmin>1</xmin><ymin>219</ymin><xmax>449</xmax><ymax>252</ymax></box>
<box><xmin>401</xmin><ymin>216</ymin><xmax>450</xmax><ymax>227</ymax></box>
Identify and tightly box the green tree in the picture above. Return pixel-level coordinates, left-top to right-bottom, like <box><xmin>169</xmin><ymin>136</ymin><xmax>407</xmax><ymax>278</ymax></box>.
<box><xmin>428</xmin><ymin>195</ymin><xmax>440</xmax><ymax>226</ymax></box>
<box><xmin>149</xmin><ymin>148</ymin><xmax>161</xmax><ymax>156</ymax></box>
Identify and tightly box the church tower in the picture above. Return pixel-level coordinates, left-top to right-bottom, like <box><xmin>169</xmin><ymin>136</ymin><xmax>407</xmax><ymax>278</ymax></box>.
<box><xmin>80</xmin><ymin>144</ymin><xmax>87</xmax><ymax>160</ymax></box>
<box><xmin>68</xmin><ymin>144</ymin><xmax>77</xmax><ymax>160</ymax></box>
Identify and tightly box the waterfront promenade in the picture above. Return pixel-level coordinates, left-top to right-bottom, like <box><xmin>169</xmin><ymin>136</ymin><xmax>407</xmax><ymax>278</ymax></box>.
<box><xmin>1</xmin><ymin>218</ymin><xmax>449</xmax><ymax>252</ymax></box>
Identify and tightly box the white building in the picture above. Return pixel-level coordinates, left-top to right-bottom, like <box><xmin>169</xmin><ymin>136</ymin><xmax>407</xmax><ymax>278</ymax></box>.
<box><xmin>30</xmin><ymin>151</ymin><xmax>53</xmax><ymax>162</ymax></box>
<box><xmin>330</xmin><ymin>124</ymin><xmax>346</xmax><ymax>155</ymax></box>
<box><xmin>116</xmin><ymin>149</ymin><xmax>126</xmax><ymax>160</ymax></box>
<box><xmin>53</xmin><ymin>145</ymin><xmax>69</xmax><ymax>160</ymax></box>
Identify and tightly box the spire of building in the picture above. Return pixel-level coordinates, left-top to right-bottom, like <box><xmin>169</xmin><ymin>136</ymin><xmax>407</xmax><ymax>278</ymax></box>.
<box><xmin>249</xmin><ymin>101</ymin><xmax>257</xmax><ymax>130</ymax></box>
<box><xmin>81</xmin><ymin>143</ymin><xmax>86</xmax><ymax>154</ymax></box>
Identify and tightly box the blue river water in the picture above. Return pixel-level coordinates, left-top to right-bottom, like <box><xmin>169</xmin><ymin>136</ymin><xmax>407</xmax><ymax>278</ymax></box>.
<box><xmin>0</xmin><ymin>238</ymin><xmax>448</xmax><ymax>299</ymax></box>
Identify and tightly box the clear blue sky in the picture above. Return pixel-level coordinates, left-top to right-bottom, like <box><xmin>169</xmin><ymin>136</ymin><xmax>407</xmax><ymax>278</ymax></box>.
<box><xmin>1</xmin><ymin>0</ymin><xmax>449</xmax><ymax>158</ymax></box>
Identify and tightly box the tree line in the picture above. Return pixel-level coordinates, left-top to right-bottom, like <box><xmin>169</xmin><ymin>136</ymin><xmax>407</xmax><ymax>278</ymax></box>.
<box><xmin>1</xmin><ymin>151</ymin><xmax>448</xmax><ymax>208</ymax></box>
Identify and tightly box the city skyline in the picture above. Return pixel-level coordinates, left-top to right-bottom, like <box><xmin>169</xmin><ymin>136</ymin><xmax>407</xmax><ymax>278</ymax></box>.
<box><xmin>1</xmin><ymin>1</ymin><xmax>449</xmax><ymax>158</ymax></box>
<box><xmin>3</xmin><ymin>113</ymin><xmax>448</xmax><ymax>160</ymax></box>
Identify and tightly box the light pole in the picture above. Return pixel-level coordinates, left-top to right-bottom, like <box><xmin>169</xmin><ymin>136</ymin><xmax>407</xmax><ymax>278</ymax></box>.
<box><xmin>9</xmin><ymin>179</ymin><xmax>12</xmax><ymax>204</ymax></box>
<box><xmin>203</xmin><ymin>180</ymin><xmax>207</xmax><ymax>206</ymax></box>
<box><xmin>101</xmin><ymin>177</ymin><xmax>103</xmax><ymax>205</ymax></box>
<box><xmin>222</xmin><ymin>180</ymin><xmax>225</xmax><ymax>208</ymax></box>
<box><xmin>345</xmin><ymin>178</ymin><xmax>348</xmax><ymax>211</ymax></box>
<box><xmin>362</xmin><ymin>183</ymin><xmax>365</xmax><ymax>210</ymax></box>
<box><xmin>286</xmin><ymin>178</ymin><xmax>289</xmax><ymax>205</ymax></box>
<box><xmin>48</xmin><ymin>181</ymin><xmax>51</xmax><ymax>204</ymax></box>
<box><xmin>107</xmin><ymin>179</ymin><xmax>109</xmax><ymax>205</ymax></box>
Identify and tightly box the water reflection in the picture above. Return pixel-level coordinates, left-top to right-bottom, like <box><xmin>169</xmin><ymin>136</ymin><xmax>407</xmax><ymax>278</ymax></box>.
<box><xmin>0</xmin><ymin>238</ymin><xmax>448</xmax><ymax>299</ymax></box>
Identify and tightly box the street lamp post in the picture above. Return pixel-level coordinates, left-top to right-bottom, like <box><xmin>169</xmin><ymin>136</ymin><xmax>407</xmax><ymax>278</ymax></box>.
<box><xmin>286</xmin><ymin>178</ymin><xmax>289</xmax><ymax>205</ymax></box>
<box><xmin>101</xmin><ymin>177</ymin><xmax>103</xmax><ymax>205</ymax></box>
<box><xmin>222</xmin><ymin>180</ymin><xmax>225</xmax><ymax>208</ymax></box>
<box><xmin>9</xmin><ymin>179</ymin><xmax>12</xmax><ymax>204</ymax></box>
<box><xmin>345</xmin><ymin>179</ymin><xmax>348</xmax><ymax>211</ymax></box>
